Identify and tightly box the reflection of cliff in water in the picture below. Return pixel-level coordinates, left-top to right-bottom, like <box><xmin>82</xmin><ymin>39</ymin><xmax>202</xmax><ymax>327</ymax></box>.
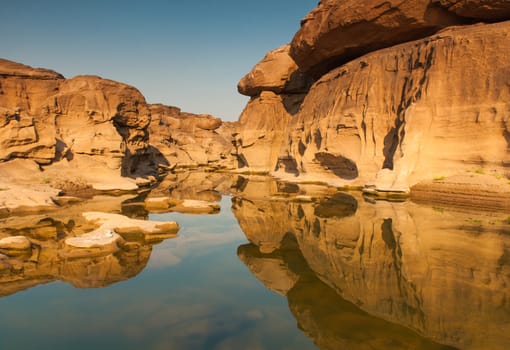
<box><xmin>238</xmin><ymin>240</ymin><xmax>453</xmax><ymax>350</ymax></box>
<box><xmin>233</xmin><ymin>179</ymin><xmax>510</xmax><ymax>350</ymax></box>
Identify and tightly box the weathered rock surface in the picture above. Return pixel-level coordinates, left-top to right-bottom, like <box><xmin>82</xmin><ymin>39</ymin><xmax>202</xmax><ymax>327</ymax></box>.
<box><xmin>289</xmin><ymin>0</ymin><xmax>473</xmax><ymax>78</ymax></box>
<box><xmin>232</xmin><ymin>91</ymin><xmax>299</xmax><ymax>173</ymax></box>
<box><xmin>272</xmin><ymin>21</ymin><xmax>510</xmax><ymax>195</ymax></box>
<box><xmin>62</xmin><ymin>212</ymin><xmax>178</xmax><ymax>258</ymax></box>
<box><xmin>0</xmin><ymin>59</ymin><xmax>171</xmax><ymax>208</ymax></box>
<box><xmin>52</xmin><ymin>75</ymin><xmax>152</xmax><ymax>177</ymax></box>
<box><xmin>233</xmin><ymin>1</ymin><xmax>510</xmax><ymax>204</ymax></box>
<box><xmin>0</xmin><ymin>59</ymin><xmax>152</xmax><ymax>175</ymax></box>
<box><xmin>237</xmin><ymin>45</ymin><xmax>312</xmax><ymax>97</ymax></box>
<box><xmin>148</xmin><ymin>104</ymin><xmax>235</xmax><ymax>171</ymax></box>
<box><xmin>434</xmin><ymin>0</ymin><xmax>510</xmax><ymax>20</ymax></box>
<box><xmin>232</xmin><ymin>44</ymin><xmax>314</xmax><ymax>174</ymax></box>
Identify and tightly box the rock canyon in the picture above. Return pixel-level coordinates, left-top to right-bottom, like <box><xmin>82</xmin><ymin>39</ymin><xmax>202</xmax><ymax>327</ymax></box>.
<box><xmin>2</xmin><ymin>0</ymin><xmax>510</xmax><ymax>211</ymax></box>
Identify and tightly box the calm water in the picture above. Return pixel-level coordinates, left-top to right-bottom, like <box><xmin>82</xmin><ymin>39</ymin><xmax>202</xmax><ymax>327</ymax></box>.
<box><xmin>0</xmin><ymin>175</ymin><xmax>509</xmax><ymax>350</ymax></box>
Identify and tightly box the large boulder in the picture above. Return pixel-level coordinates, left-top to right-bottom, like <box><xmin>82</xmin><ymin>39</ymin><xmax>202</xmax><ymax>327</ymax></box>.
<box><xmin>52</xmin><ymin>75</ymin><xmax>151</xmax><ymax>175</ymax></box>
<box><xmin>237</xmin><ymin>45</ymin><xmax>312</xmax><ymax>97</ymax></box>
<box><xmin>289</xmin><ymin>0</ymin><xmax>470</xmax><ymax>78</ymax></box>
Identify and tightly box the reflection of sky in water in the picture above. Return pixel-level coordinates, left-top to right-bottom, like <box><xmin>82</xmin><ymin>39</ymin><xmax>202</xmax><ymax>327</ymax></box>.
<box><xmin>0</xmin><ymin>196</ymin><xmax>317</xmax><ymax>350</ymax></box>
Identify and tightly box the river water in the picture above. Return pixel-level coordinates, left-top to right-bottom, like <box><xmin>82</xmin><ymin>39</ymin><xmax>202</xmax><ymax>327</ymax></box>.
<box><xmin>0</xmin><ymin>175</ymin><xmax>509</xmax><ymax>349</ymax></box>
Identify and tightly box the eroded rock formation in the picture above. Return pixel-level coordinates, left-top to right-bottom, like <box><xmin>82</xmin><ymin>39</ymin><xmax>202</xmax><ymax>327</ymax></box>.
<box><xmin>0</xmin><ymin>58</ymin><xmax>239</xmax><ymax>213</ymax></box>
<box><xmin>233</xmin><ymin>45</ymin><xmax>311</xmax><ymax>173</ymax></box>
<box><xmin>280</xmin><ymin>22</ymin><xmax>510</xmax><ymax>192</ymax></box>
<box><xmin>235</xmin><ymin>1</ymin><xmax>510</xmax><ymax>201</ymax></box>
<box><xmin>148</xmin><ymin>104</ymin><xmax>234</xmax><ymax>171</ymax></box>
<box><xmin>0</xmin><ymin>59</ymin><xmax>152</xmax><ymax>175</ymax></box>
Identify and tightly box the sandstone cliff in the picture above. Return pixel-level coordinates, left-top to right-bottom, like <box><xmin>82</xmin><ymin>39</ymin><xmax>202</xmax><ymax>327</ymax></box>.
<box><xmin>233</xmin><ymin>45</ymin><xmax>311</xmax><ymax>173</ymax></box>
<box><xmin>0</xmin><ymin>58</ymin><xmax>238</xmax><ymax>214</ymax></box>
<box><xmin>235</xmin><ymin>1</ymin><xmax>510</xmax><ymax>202</ymax></box>
<box><xmin>149</xmin><ymin>104</ymin><xmax>234</xmax><ymax>171</ymax></box>
<box><xmin>0</xmin><ymin>59</ymin><xmax>155</xmax><ymax>196</ymax></box>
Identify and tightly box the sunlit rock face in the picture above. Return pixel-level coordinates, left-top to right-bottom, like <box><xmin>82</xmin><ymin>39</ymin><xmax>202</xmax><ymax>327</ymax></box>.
<box><xmin>238</xmin><ymin>45</ymin><xmax>311</xmax><ymax>97</ymax></box>
<box><xmin>0</xmin><ymin>59</ymin><xmax>64</xmax><ymax>164</ymax></box>
<box><xmin>148</xmin><ymin>104</ymin><xmax>235</xmax><ymax>171</ymax></box>
<box><xmin>289</xmin><ymin>0</ymin><xmax>510</xmax><ymax>78</ymax></box>
<box><xmin>233</xmin><ymin>45</ymin><xmax>311</xmax><ymax>173</ymax></box>
<box><xmin>0</xmin><ymin>59</ymin><xmax>152</xmax><ymax>174</ymax></box>
<box><xmin>280</xmin><ymin>22</ymin><xmax>510</xmax><ymax>191</ymax></box>
<box><xmin>235</xmin><ymin>2</ymin><xmax>510</xmax><ymax>198</ymax></box>
<box><xmin>232</xmin><ymin>179</ymin><xmax>510</xmax><ymax>349</ymax></box>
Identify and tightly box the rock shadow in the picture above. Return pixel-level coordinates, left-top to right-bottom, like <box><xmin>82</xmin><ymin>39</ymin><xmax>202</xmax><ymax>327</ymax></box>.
<box><xmin>315</xmin><ymin>152</ymin><xmax>359</xmax><ymax>179</ymax></box>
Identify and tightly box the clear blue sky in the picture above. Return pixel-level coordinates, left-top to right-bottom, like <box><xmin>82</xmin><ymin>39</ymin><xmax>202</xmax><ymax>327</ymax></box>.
<box><xmin>1</xmin><ymin>0</ymin><xmax>317</xmax><ymax>121</ymax></box>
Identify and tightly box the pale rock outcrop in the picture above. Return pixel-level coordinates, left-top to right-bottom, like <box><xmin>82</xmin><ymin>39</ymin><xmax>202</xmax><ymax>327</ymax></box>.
<box><xmin>233</xmin><ymin>91</ymin><xmax>297</xmax><ymax>173</ymax></box>
<box><xmin>63</xmin><ymin>211</ymin><xmax>179</xmax><ymax>257</ymax></box>
<box><xmin>149</xmin><ymin>104</ymin><xmax>235</xmax><ymax>170</ymax></box>
<box><xmin>289</xmin><ymin>0</ymin><xmax>471</xmax><ymax>78</ymax></box>
<box><xmin>275</xmin><ymin>21</ymin><xmax>510</xmax><ymax>193</ymax></box>
<box><xmin>0</xmin><ymin>59</ymin><xmax>64</xmax><ymax>163</ymax></box>
<box><xmin>52</xmin><ymin>75</ymin><xmax>151</xmax><ymax>176</ymax></box>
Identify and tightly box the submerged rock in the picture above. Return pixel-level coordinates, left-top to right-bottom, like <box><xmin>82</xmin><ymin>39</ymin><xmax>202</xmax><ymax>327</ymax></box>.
<box><xmin>0</xmin><ymin>236</ymin><xmax>32</xmax><ymax>255</ymax></box>
<box><xmin>145</xmin><ymin>197</ymin><xmax>220</xmax><ymax>214</ymax></box>
<box><xmin>62</xmin><ymin>211</ymin><xmax>179</xmax><ymax>258</ymax></box>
